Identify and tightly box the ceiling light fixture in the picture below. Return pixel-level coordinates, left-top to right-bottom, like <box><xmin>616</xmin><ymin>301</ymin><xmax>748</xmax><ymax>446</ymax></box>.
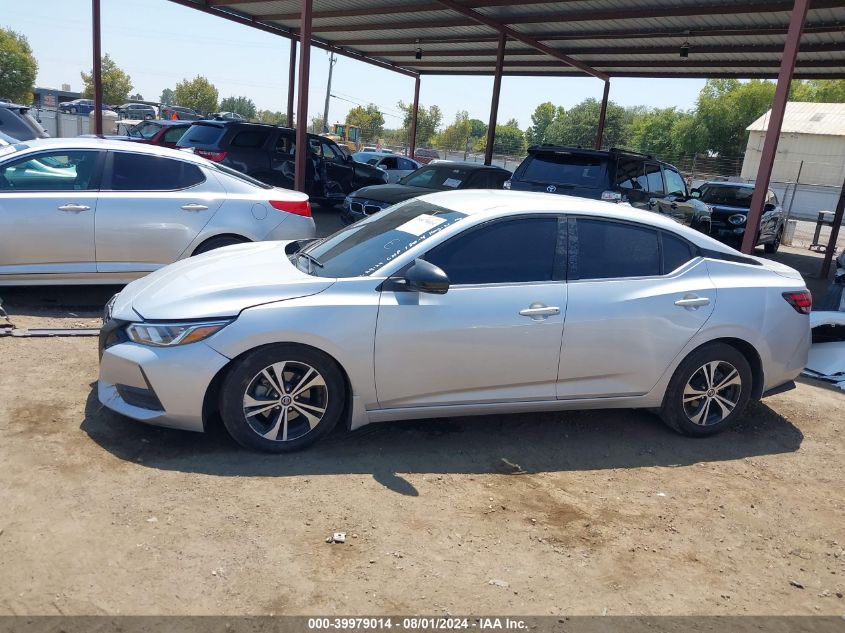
<box><xmin>415</xmin><ymin>39</ymin><xmax>422</xmax><ymax>60</ymax></box>
<box><xmin>680</xmin><ymin>40</ymin><xmax>690</xmax><ymax>58</ymax></box>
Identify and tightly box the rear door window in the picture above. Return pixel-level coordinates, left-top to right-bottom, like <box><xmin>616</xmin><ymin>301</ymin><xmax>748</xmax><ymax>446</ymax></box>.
<box><xmin>519</xmin><ymin>152</ymin><xmax>606</xmax><ymax>187</ymax></box>
<box><xmin>644</xmin><ymin>163</ymin><xmax>664</xmax><ymax>194</ymax></box>
<box><xmin>573</xmin><ymin>219</ymin><xmax>660</xmax><ymax>280</ymax></box>
<box><xmin>614</xmin><ymin>157</ymin><xmax>645</xmax><ymax>192</ymax></box>
<box><xmin>109</xmin><ymin>153</ymin><xmax>205</xmax><ymax>191</ymax></box>
<box><xmin>664</xmin><ymin>168</ymin><xmax>687</xmax><ymax>197</ymax></box>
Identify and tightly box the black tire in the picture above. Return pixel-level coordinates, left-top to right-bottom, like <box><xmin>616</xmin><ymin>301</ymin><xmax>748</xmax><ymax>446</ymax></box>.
<box><xmin>192</xmin><ymin>235</ymin><xmax>248</xmax><ymax>255</ymax></box>
<box><xmin>764</xmin><ymin>227</ymin><xmax>783</xmax><ymax>254</ymax></box>
<box><xmin>70</xmin><ymin>107</ymin><xmax>77</xmax><ymax>114</ymax></box>
<box><xmin>219</xmin><ymin>344</ymin><xmax>345</xmax><ymax>453</ymax></box>
<box><xmin>659</xmin><ymin>342</ymin><xmax>753</xmax><ymax>437</ymax></box>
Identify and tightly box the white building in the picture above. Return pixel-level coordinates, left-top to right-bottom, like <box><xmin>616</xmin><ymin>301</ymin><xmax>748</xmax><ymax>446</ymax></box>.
<box><xmin>741</xmin><ymin>102</ymin><xmax>845</xmax><ymax>220</ymax></box>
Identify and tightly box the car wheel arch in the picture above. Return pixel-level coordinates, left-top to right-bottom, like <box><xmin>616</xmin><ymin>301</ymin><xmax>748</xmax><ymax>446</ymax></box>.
<box><xmin>681</xmin><ymin>337</ymin><xmax>765</xmax><ymax>401</ymax></box>
<box><xmin>201</xmin><ymin>341</ymin><xmax>355</xmax><ymax>432</ymax></box>
<box><xmin>189</xmin><ymin>233</ymin><xmax>252</xmax><ymax>257</ymax></box>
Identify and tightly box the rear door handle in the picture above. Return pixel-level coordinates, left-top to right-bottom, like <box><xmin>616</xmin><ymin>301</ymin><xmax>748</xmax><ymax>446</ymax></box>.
<box><xmin>58</xmin><ymin>203</ymin><xmax>90</xmax><ymax>212</ymax></box>
<box><xmin>181</xmin><ymin>203</ymin><xmax>209</xmax><ymax>211</ymax></box>
<box><xmin>674</xmin><ymin>295</ymin><xmax>710</xmax><ymax>309</ymax></box>
<box><xmin>519</xmin><ymin>303</ymin><xmax>560</xmax><ymax>320</ymax></box>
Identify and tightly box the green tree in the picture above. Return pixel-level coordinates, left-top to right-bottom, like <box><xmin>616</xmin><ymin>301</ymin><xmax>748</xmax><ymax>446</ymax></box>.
<box><xmin>159</xmin><ymin>88</ymin><xmax>175</xmax><ymax>106</ymax></box>
<box><xmin>434</xmin><ymin>110</ymin><xmax>472</xmax><ymax>151</ymax></box>
<box><xmin>81</xmin><ymin>54</ymin><xmax>132</xmax><ymax>105</ymax></box>
<box><xmin>526</xmin><ymin>102</ymin><xmax>565</xmax><ymax>146</ymax></box>
<box><xmin>479</xmin><ymin>118</ymin><xmax>526</xmax><ymax>155</ymax></box>
<box><xmin>468</xmin><ymin>118</ymin><xmax>487</xmax><ymax>140</ymax></box>
<box><xmin>174</xmin><ymin>75</ymin><xmax>218</xmax><ymax>115</ymax></box>
<box><xmin>397</xmin><ymin>101</ymin><xmax>443</xmax><ymax>146</ymax></box>
<box><xmin>0</xmin><ymin>27</ymin><xmax>37</xmax><ymax>104</ymax></box>
<box><xmin>220</xmin><ymin>95</ymin><xmax>257</xmax><ymax>119</ymax></box>
<box><xmin>544</xmin><ymin>98</ymin><xmax>629</xmax><ymax>149</ymax></box>
<box><xmin>693</xmin><ymin>79</ymin><xmax>776</xmax><ymax>156</ymax></box>
<box><xmin>345</xmin><ymin>103</ymin><xmax>385</xmax><ymax>142</ymax></box>
<box><xmin>256</xmin><ymin>110</ymin><xmax>287</xmax><ymax>126</ymax></box>
<box><xmin>309</xmin><ymin>115</ymin><xmax>324</xmax><ymax>134</ymax></box>
<box><xmin>791</xmin><ymin>79</ymin><xmax>845</xmax><ymax>103</ymax></box>
<box><xmin>627</xmin><ymin>107</ymin><xmax>695</xmax><ymax>158</ymax></box>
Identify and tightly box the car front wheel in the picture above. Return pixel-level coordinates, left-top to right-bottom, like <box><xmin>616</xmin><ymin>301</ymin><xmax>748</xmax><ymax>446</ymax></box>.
<box><xmin>219</xmin><ymin>344</ymin><xmax>345</xmax><ymax>452</ymax></box>
<box><xmin>764</xmin><ymin>226</ymin><xmax>783</xmax><ymax>254</ymax></box>
<box><xmin>659</xmin><ymin>342</ymin><xmax>753</xmax><ymax>436</ymax></box>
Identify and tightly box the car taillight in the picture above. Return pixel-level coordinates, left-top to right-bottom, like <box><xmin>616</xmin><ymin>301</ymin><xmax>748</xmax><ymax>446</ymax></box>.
<box><xmin>195</xmin><ymin>149</ymin><xmax>227</xmax><ymax>162</ymax></box>
<box><xmin>270</xmin><ymin>200</ymin><xmax>311</xmax><ymax>217</ymax></box>
<box><xmin>782</xmin><ymin>291</ymin><xmax>812</xmax><ymax>315</ymax></box>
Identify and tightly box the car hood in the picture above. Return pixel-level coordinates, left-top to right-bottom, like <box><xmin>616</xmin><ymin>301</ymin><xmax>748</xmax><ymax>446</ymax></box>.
<box><xmin>350</xmin><ymin>183</ymin><xmax>438</xmax><ymax>204</ymax></box>
<box><xmin>111</xmin><ymin>241</ymin><xmax>335</xmax><ymax>321</ymax></box>
<box><xmin>705</xmin><ymin>203</ymin><xmax>750</xmax><ymax>214</ymax></box>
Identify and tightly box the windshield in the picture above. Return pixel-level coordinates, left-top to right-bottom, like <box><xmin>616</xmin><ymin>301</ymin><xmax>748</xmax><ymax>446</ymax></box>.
<box><xmin>297</xmin><ymin>199</ymin><xmax>466</xmax><ymax>277</ymax></box>
<box><xmin>128</xmin><ymin>122</ymin><xmax>159</xmax><ymax>139</ymax></box>
<box><xmin>398</xmin><ymin>165</ymin><xmax>472</xmax><ymax>189</ymax></box>
<box><xmin>519</xmin><ymin>153</ymin><xmax>607</xmax><ymax>187</ymax></box>
<box><xmin>698</xmin><ymin>184</ymin><xmax>754</xmax><ymax>208</ymax></box>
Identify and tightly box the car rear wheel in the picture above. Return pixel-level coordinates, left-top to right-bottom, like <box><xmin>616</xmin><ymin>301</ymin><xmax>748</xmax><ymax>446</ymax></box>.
<box><xmin>764</xmin><ymin>227</ymin><xmax>783</xmax><ymax>254</ymax></box>
<box><xmin>659</xmin><ymin>342</ymin><xmax>753</xmax><ymax>436</ymax></box>
<box><xmin>192</xmin><ymin>235</ymin><xmax>249</xmax><ymax>255</ymax></box>
<box><xmin>219</xmin><ymin>344</ymin><xmax>345</xmax><ymax>453</ymax></box>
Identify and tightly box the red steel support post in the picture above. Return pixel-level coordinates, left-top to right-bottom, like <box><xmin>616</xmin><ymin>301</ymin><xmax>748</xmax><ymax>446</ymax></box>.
<box><xmin>595</xmin><ymin>80</ymin><xmax>610</xmax><ymax>150</ymax></box>
<box><xmin>409</xmin><ymin>75</ymin><xmax>420</xmax><ymax>159</ymax></box>
<box><xmin>294</xmin><ymin>0</ymin><xmax>313</xmax><ymax>193</ymax></box>
<box><xmin>287</xmin><ymin>38</ymin><xmax>297</xmax><ymax>127</ymax></box>
<box><xmin>741</xmin><ymin>0</ymin><xmax>810</xmax><ymax>254</ymax></box>
<box><xmin>820</xmin><ymin>173</ymin><xmax>845</xmax><ymax>279</ymax></box>
<box><xmin>92</xmin><ymin>0</ymin><xmax>103</xmax><ymax>135</ymax></box>
<box><xmin>484</xmin><ymin>32</ymin><xmax>506</xmax><ymax>166</ymax></box>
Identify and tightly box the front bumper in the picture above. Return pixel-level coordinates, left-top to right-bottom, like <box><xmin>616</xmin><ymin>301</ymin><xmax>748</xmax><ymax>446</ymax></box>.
<box><xmin>98</xmin><ymin>338</ymin><xmax>230</xmax><ymax>432</ymax></box>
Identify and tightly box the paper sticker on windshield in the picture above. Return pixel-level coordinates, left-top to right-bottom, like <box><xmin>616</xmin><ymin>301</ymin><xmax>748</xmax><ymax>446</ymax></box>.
<box><xmin>395</xmin><ymin>214</ymin><xmax>448</xmax><ymax>236</ymax></box>
<box><xmin>443</xmin><ymin>178</ymin><xmax>462</xmax><ymax>188</ymax></box>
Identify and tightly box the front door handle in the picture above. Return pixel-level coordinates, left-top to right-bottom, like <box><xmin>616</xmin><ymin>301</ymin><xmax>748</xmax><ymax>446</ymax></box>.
<box><xmin>674</xmin><ymin>294</ymin><xmax>710</xmax><ymax>309</ymax></box>
<box><xmin>519</xmin><ymin>303</ymin><xmax>560</xmax><ymax>320</ymax></box>
<box><xmin>58</xmin><ymin>203</ymin><xmax>90</xmax><ymax>212</ymax></box>
<box><xmin>181</xmin><ymin>203</ymin><xmax>209</xmax><ymax>211</ymax></box>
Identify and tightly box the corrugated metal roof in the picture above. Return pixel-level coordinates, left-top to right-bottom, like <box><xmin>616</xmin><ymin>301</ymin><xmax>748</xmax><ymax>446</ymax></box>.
<box><xmin>170</xmin><ymin>0</ymin><xmax>845</xmax><ymax>80</ymax></box>
<box><xmin>747</xmin><ymin>102</ymin><xmax>845</xmax><ymax>136</ymax></box>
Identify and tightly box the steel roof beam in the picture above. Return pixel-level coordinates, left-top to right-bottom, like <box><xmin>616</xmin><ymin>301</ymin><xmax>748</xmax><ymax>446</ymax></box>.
<box><xmin>422</xmin><ymin>71</ymin><xmax>845</xmax><ymax>79</ymax></box>
<box><xmin>330</xmin><ymin>23</ymin><xmax>845</xmax><ymax>46</ymax></box>
<box><xmin>407</xmin><ymin>59</ymin><xmax>845</xmax><ymax>69</ymax></box>
<box><xmin>431</xmin><ymin>0</ymin><xmax>608</xmax><ymax>80</ymax></box>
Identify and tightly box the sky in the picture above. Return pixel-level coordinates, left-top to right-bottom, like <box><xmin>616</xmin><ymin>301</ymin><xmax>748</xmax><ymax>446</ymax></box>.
<box><xmin>1</xmin><ymin>0</ymin><xmax>708</xmax><ymax>129</ymax></box>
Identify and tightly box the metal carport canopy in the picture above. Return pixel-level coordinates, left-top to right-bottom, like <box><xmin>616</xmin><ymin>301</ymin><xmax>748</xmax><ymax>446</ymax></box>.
<box><xmin>170</xmin><ymin>0</ymin><xmax>845</xmax><ymax>80</ymax></box>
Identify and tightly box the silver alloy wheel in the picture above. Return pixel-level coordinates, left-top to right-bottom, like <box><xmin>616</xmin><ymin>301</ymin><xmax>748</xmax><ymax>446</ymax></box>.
<box><xmin>242</xmin><ymin>361</ymin><xmax>328</xmax><ymax>442</ymax></box>
<box><xmin>682</xmin><ymin>360</ymin><xmax>742</xmax><ymax>426</ymax></box>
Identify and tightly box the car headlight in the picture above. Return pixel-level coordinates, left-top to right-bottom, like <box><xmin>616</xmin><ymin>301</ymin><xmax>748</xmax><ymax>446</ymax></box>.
<box><xmin>728</xmin><ymin>214</ymin><xmax>747</xmax><ymax>225</ymax></box>
<box><xmin>125</xmin><ymin>319</ymin><xmax>231</xmax><ymax>347</ymax></box>
<box><xmin>343</xmin><ymin>196</ymin><xmax>351</xmax><ymax>210</ymax></box>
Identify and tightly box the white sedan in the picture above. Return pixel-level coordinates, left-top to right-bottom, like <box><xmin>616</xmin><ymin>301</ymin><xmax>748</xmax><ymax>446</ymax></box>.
<box><xmin>0</xmin><ymin>138</ymin><xmax>316</xmax><ymax>285</ymax></box>
<box><xmin>99</xmin><ymin>190</ymin><xmax>811</xmax><ymax>452</ymax></box>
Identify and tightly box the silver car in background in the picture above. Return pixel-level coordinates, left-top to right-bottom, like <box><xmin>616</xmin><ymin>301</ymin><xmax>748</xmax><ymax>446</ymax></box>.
<box><xmin>0</xmin><ymin>138</ymin><xmax>316</xmax><ymax>285</ymax></box>
<box><xmin>99</xmin><ymin>190</ymin><xmax>811</xmax><ymax>453</ymax></box>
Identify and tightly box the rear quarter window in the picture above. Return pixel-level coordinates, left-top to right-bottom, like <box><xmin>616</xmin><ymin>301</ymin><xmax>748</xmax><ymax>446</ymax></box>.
<box><xmin>231</xmin><ymin>129</ymin><xmax>270</xmax><ymax>148</ymax></box>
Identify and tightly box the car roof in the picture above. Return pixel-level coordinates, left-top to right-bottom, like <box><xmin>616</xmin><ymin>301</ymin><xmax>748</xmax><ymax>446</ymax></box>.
<box><xmin>6</xmin><ymin>137</ymin><xmax>211</xmax><ymax>165</ymax></box>
<box><xmin>420</xmin><ymin>161</ymin><xmax>509</xmax><ymax>173</ymax></box>
<box><xmin>416</xmin><ymin>189</ymin><xmax>740</xmax><ymax>255</ymax></box>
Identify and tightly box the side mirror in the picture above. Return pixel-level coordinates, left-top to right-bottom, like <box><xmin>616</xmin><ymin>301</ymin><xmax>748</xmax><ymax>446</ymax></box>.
<box><xmin>389</xmin><ymin>259</ymin><xmax>450</xmax><ymax>294</ymax></box>
<box><xmin>690</xmin><ymin>188</ymin><xmax>701</xmax><ymax>199</ymax></box>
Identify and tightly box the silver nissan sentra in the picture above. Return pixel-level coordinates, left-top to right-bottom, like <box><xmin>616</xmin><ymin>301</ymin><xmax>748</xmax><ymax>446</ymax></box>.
<box><xmin>98</xmin><ymin>190</ymin><xmax>811</xmax><ymax>452</ymax></box>
<box><xmin>0</xmin><ymin>138</ymin><xmax>316</xmax><ymax>285</ymax></box>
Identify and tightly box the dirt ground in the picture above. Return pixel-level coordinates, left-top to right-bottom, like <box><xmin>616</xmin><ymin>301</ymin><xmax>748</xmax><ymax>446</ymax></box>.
<box><xmin>1</xmin><ymin>211</ymin><xmax>844</xmax><ymax>616</ymax></box>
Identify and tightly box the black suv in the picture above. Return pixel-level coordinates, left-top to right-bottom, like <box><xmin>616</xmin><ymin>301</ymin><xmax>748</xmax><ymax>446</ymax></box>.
<box><xmin>0</xmin><ymin>103</ymin><xmax>48</xmax><ymax>141</ymax></box>
<box><xmin>177</xmin><ymin>121</ymin><xmax>388</xmax><ymax>206</ymax></box>
<box><xmin>507</xmin><ymin>146</ymin><xmax>709</xmax><ymax>232</ymax></box>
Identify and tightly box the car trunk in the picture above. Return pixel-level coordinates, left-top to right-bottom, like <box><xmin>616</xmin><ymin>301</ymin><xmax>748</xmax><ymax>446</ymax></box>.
<box><xmin>510</xmin><ymin>152</ymin><xmax>609</xmax><ymax>199</ymax></box>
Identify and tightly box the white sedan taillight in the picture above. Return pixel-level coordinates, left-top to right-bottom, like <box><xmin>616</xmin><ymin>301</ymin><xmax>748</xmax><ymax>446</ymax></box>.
<box><xmin>270</xmin><ymin>200</ymin><xmax>311</xmax><ymax>218</ymax></box>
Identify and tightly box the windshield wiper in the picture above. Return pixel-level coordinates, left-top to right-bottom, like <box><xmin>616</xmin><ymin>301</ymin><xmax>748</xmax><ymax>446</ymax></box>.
<box><xmin>296</xmin><ymin>251</ymin><xmax>324</xmax><ymax>273</ymax></box>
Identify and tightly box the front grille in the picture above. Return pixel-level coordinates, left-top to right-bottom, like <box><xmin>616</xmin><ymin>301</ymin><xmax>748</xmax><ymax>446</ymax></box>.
<box><xmin>349</xmin><ymin>199</ymin><xmax>386</xmax><ymax>216</ymax></box>
<box><xmin>116</xmin><ymin>384</ymin><xmax>164</xmax><ymax>411</ymax></box>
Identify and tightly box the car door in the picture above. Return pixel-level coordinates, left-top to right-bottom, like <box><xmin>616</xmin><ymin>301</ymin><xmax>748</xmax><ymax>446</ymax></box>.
<box><xmin>269</xmin><ymin>132</ymin><xmax>304</xmax><ymax>191</ymax></box>
<box><xmin>643</xmin><ymin>162</ymin><xmax>665</xmax><ymax>213</ymax></box>
<box><xmin>378</xmin><ymin>156</ymin><xmax>401</xmax><ymax>183</ymax></box>
<box><xmin>557</xmin><ymin>218</ymin><xmax>715</xmax><ymax>398</ymax></box>
<box><xmin>318</xmin><ymin>138</ymin><xmax>354</xmax><ymax>199</ymax></box>
<box><xmin>760</xmin><ymin>190</ymin><xmax>780</xmax><ymax>241</ymax></box>
<box><xmin>374</xmin><ymin>215</ymin><xmax>567</xmax><ymax>408</ymax></box>
<box><xmin>94</xmin><ymin>151</ymin><xmax>224</xmax><ymax>272</ymax></box>
<box><xmin>657</xmin><ymin>166</ymin><xmax>696</xmax><ymax>226</ymax></box>
<box><xmin>0</xmin><ymin>149</ymin><xmax>102</xmax><ymax>276</ymax></box>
